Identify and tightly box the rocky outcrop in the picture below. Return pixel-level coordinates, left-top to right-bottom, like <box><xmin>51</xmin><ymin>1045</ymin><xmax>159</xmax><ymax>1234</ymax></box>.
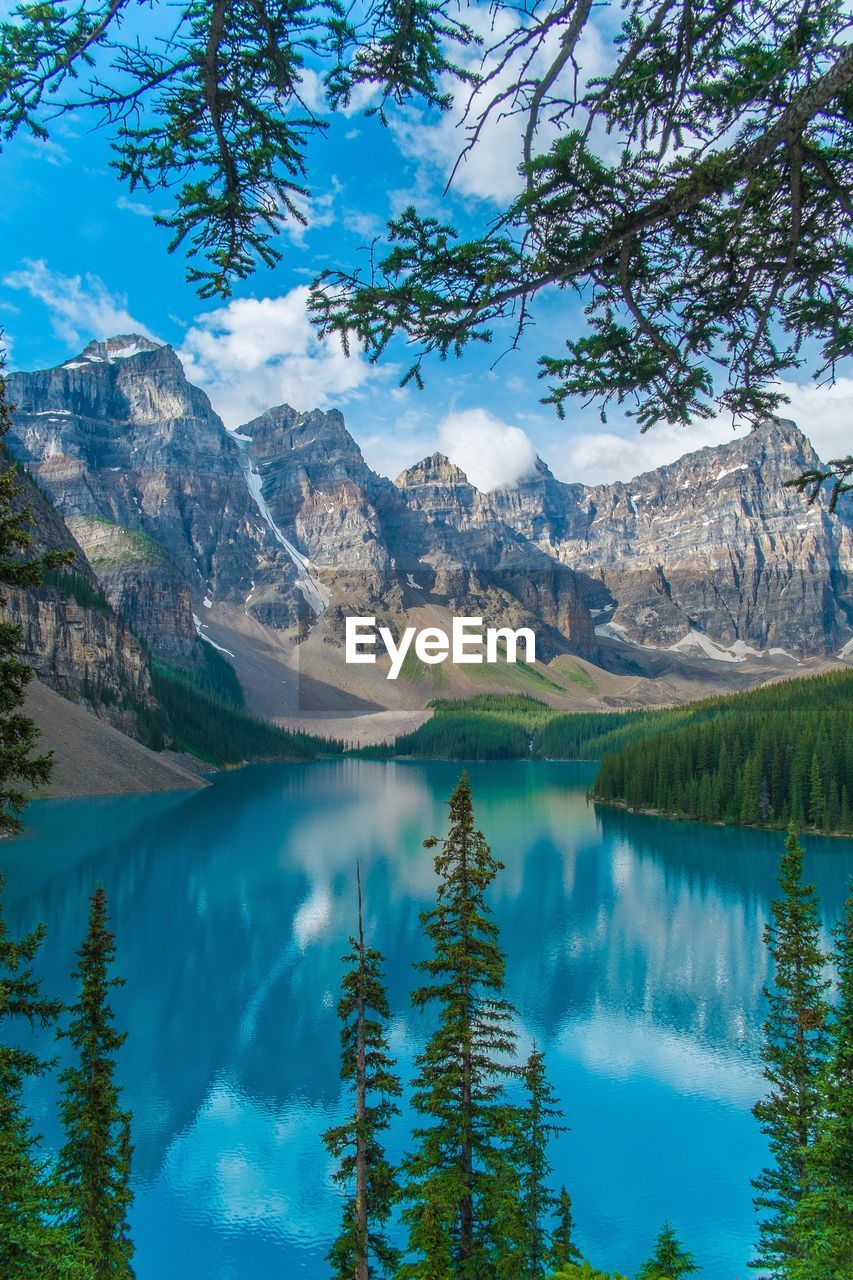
<box><xmin>7</xmin><ymin>337</ymin><xmax>851</xmax><ymax>679</ymax></box>
<box><xmin>483</xmin><ymin>421</ymin><xmax>853</xmax><ymax>655</ymax></box>
<box><xmin>0</xmin><ymin>459</ymin><xmax>158</xmax><ymax>734</ymax></box>
<box><xmin>65</xmin><ymin>516</ymin><xmax>197</xmax><ymax>663</ymax></box>
<box><xmin>6</xmin><ymin>336</ymin><xmax>282</xmax><ymax>608</ymax></box>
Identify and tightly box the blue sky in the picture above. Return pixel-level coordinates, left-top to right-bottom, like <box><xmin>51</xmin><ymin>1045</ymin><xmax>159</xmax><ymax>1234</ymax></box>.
<box><xmin>1</xmin><ymin>5</ymin><xmax>850</xmax><ymax>488</ymax></box>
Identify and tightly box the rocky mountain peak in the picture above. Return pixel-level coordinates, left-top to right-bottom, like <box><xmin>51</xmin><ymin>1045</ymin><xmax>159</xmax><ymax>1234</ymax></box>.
<box><xmin>395</xmin><ymin>453</ymin><xmax>473</xmax><ymax>491</ymax></box>
<box><xmin>75</xmin><ymin>334</ymin><xmax>164</xmax><ymax>364</ymax></box>
<box><xmin>239</xmin><ymin>404</ymin><xmax>365</xmax><ymax>466</ymax></box>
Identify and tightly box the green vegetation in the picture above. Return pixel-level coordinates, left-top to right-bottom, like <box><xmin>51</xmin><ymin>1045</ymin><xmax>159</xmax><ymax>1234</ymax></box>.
<box><xmin>637</xmin><ymin>1225</ymin><xmax>698</xmax><ymax>1280</ymax></box>
<box><xmin>150</xmin><ymin>658</ymin><xmax>343</xmax><ymax>765</ymax></box>
<box><xmin>792</xmin><ymin>893</ymin><xmax>853</xmax><ymax>1277</ymax></box>
<box><xmin>360</xmin><ymin>695</ymin><xmax>557</xmax><ymax>761</ymax></box>
<box><xmin>532</xmin><ymin>710</ymin><xmax>651</xmax><ymax>761</ymax></box>
<box><xmin>177</xmin><ymin>641</ymin><xmax>246</xmax><ymax>709</ymax></box>
<box><xmin>593</xmin><ymin>670</ymin><xmax>853</xmax><ymax>835</ymax></box>
<box><xmin>751</xmin><ymin>829</ymin><xmax>831</xmax><ymax>1275</ymax></box>
<box><xmin>322</xmin><ymin>780</ymin><xmax>853</xmax><ymax>1280</ymax></box>
<box><xmin>398</xmin><ymin>773</ymin><xmax>526</xmax><ymax>1276</ymax></box>
<box><xmin>323</xmin><ymin>867</ymin><xmax>401</xmax><ymax>1280</ymax></box>
<box><xmin>361</xmin><ymin>671</ymin><xmax>853</xmax><ymax>835</ymax></box>
<box><xmin>0</xmin><ymin>882</ymin><xmax>129</xmax><ymax>1278</ymax></box>
<box><xmin>81</xmin><ymin>520</ymin><xmax>174</xmax><ymax>569</ymax></box>
<box><xmin>40</xmin><ymin>564</ymin><xmax>112</xmax><ymax>614</ymax></box>
<box><xmin>57</xmin><ymin>888</ymin><xmax>134</xmax><ymax>1279</ymax></box>
<box><xmin>558</xmin><ymin>663</ymin><xmax>599</xmax><ymax>694</ymax></box>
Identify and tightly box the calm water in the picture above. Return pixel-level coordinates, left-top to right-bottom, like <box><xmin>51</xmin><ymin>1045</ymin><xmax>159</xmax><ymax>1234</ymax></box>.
<box><xmin>2</xmin><ymin>761</ymin><xmax>851</xmax><ymax>1280</ymax></box>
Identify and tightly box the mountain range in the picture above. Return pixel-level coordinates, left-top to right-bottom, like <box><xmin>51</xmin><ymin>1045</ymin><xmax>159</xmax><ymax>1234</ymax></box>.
<box><xmin>3</xmin><ymin>335</ymin><xmax>852</xmax><ymax>771</ymax></box>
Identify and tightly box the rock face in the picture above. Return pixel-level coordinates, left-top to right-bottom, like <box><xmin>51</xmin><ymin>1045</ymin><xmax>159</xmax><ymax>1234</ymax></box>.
<box><xmin>6</xmin><ymin>336</ymin><xmax>278</xmax><ymax>609</ymax></box>
<box><xmin>65</xmin><ymin>516</ymin><xmax>197</xmax><ymax>663</ymax></box>
<box><xmin>6</xmin><ymin>336</ymin><xmax>852</xmax><ymax>689</ymax></box>
<box><xmin>0</xmin><ymin>461</ymin><xmax>158</xmax><ymax>737</ymax></box>
<box><xmin>485</xmin><ymin>421</ymin><xmax>853</xmax><ymax>655</ymax></box>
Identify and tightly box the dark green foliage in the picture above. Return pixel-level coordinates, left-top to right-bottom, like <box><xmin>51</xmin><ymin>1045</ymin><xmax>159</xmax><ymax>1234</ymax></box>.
<box><xmin>176</xmin><ymin>641</ymin><xmax>245</xmax><ymax>710</ymax></box>
<box><xmin>547</xmin><ymin>1187</ymin><xmax>583</xmax><ymax>1272</ymax></box>
<box><xmin>752</xmin><ymin>829</ymin><xmax>831</xmax><ymax>1276</ymax></box>
<box><xmin>40</xmin><ymin>566</ymin><xmax>111</xmax><ymax>615</ymax></box>
<box><xmin>323</xmin><ymin>867</ymin><xmax>401</xmax><ymax>1280</ymax></box>
<box><xmin>0</xmin><ymin>0</ymin><xmax>471</xmax><ymax>299</ymax></box>
<box><xmin>57</xmin><ymin>887</ymin><xmax>134</xmax><ymax>1278</ymax></box>
<box><xmin>150</xmin><ymin>659</ymin><xmax>343</xmax><ymax>764</ymax></box>
<box><xmin>518</xmin><ymin>1048</ymin><xmax>566</xmax><ymax>1278</ymax></box>
<box><xmin>637</xmin><ymin>1223</ymin><xmax>699</xmax><ymax>1280</ymax></box>
<box><xmin>791</xmin><ymin>892</ymin><xmax>853</xmax><ymax>1278</ymax></box>
<box><xmin>2</xmin><ymin>5</ymin><xmax>849</xmax><ymax>431</ymax></box>
<box><xmin>359</xmin><ymin>696</ymin><xmax>630</xmax><ymax>762</ymax></box>
<box><xmin>0</xmin><ymin>878</ymin><xmax>74</xmax><ymax>1279</ymax></box>
<box><xmin>592</xmin><ymin>671</ymin><xmax>853</xmax><ymax>834</ymax></box>
<box><xmin>388</xmin><ymin>695</ymin><xmax>551</xmax><ymax>760</ymax></box>
<box><xmin>311</xmin><ymin>8</ymin><xmax>853</xmax><ymax>430</ymax></box>
<box><xmin>0</xmin><ymin>358</ymin><xmax>69</xmax><ymax>834</ymax></box>
<box><xmin>399</xmin><ymin>772</ymin><xmax>524</xmax><ymax>1279</ymax></box>
<box><xmin>532</xmin><ymin>710</ymin><xmax>651</xmax><ymax>761</ymax></box>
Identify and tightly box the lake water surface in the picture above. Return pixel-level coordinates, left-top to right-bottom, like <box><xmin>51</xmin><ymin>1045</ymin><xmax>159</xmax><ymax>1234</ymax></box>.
<box><xmin>3</xmin><ymin>760</ymin><xmax>852</xmax><ymax>1280</ymax></box>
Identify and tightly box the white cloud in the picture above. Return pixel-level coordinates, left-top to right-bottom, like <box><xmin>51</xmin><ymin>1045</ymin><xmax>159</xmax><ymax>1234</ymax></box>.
<box><xmin>22</xmin><ymin>136</ymin><xmax>70</xmax><ymax>166</ymax></box>
<box><xmin>297</xmin><ymin>66</ymin><xmax>326</xmax><ymax>114</ymax></box>
<box><xmin>117</xmin><ymin>193</ymin><xmax>157</xmax><ymax>218</ymax></box>
<box><xmin>344</xmin><ymin>209</ymin><xmax>384</xmax><ymax>240</ymax></box>
<box><xmin>437</xmin><ymin>407</ymin><xmax>538</xmax><ymax>490</ymax></box>
<box><xmin>391</xmin><ymin>8</ymin><xmax>612</xmax><ymax>205</ymax></box>
<box><xmin>3</xmin><ymin>259</ymin><xmax>156</xmax><ymax>346</ymax></box>
<box><xmin>283</xmin><ymin>183</ymin><xmax>338</xmax><ymax>246</ymax></box>
<box><xmin>552</xmin><ymin>418</ymin><xmax>750</xmax><ymax>485</ymax></box>
<box><xmin>547</xmin><ymin>378</ymin><xmax>853</xmax><ymax>485</ymax></box>
<box><xmin>774</xmin><ymin>377</ymin><xmax>853</xmax><ymax>462</ymax></box>
<box><xmin>179</xmin><ymin>287</ymin><xmax>381</xmax><ymax>428</ymax></box>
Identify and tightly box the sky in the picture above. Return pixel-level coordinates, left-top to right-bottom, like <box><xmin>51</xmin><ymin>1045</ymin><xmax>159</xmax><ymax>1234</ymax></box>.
<box><xmin>1</xmin><ymin>4</ymin><xmax>850</xmax><ymax>491</ymax></box>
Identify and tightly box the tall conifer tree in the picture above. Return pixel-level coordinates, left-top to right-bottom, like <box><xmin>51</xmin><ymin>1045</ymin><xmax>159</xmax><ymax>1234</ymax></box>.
<box><xmin>323</xmin><ymin>864</ymin><xmax>400</xmax><ymax>1280</ymax></box>
<box><xmin>0</xmin><ymin>878</ymin><xmax>74</xmax><ymax>1279</ymax></box>
<box><xmin>517</xmin><ymin>1046</ymin><xmax>565</xmax><ymax>1278</ymax></box>
<box><xmin>547</xmin><ymin>1187</ymin><xmax>583</xmax><ymax>1272</ymax></box>
<box><xmin>791</xmin><ymin>892</ymin><xmax>853</xmax><ymax>1278</ymax></box>
<box><xmin>752</xmin><ymin>828</ymin><xmax>831</xmax><ymax>1276</ymax></box>
<box><xmin>57</xmin><ymin>887</ymin><xmax>134</xmax><ymax>1278</ymax></box>
<box><xmin>399</xmin><ymin>772</ymin><xmax>521</xmax><ymax>1280</ymax></box>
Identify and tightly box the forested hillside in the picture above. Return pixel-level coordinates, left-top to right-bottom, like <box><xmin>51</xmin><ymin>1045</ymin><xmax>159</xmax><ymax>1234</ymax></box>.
<box><xmin>363</xmin><ymin>671</ymin><xmax>853</xmax><ymax>835</ymax></box>
<box><xmin>592</xmin><ymin>670</ymin><xmax>853</xmax><ymax>834</ymax></box>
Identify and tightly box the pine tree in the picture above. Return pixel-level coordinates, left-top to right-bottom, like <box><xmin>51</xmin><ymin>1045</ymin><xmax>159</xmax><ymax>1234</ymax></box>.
<box><xmin>517</xmin><ymin>1046</ymin><xmax>565</xmax><ymax>1278</ymax></box>
<box><xmin>547</xmin><ymin>1186</ymin><xmax>583</xmax><ymax>1272</ymax></box>
<box><xmin>399</xmin><ymin>771</ymin><xmax>521</xmax><ymax>1280</ymax></box>
<box><xmin>0</xmin><ymin>876</ymin><xmax>74</xmax><ymax>1279</ymax></box>
<box><xmin>57</xmin><ymin>887</ymin><xmax>134</xmax><ymax>1278</ymax></box>
<box><xmin>752</xmin><ymin>828</ymin><xmax>831</xmax><ymax>1277</ymax></box>
<box><xmin>637</xmin><ymin>1223</ymin><xmax>699</xmax><ymax>1280</ymax></box>
<box><xmin>323</xmin><ymin>865</ymin><xmax>400</xmax><ymax>1280</ymax></box>
<box><xmin>790</xmin><ymin>892</ymin><xmax>853</xmax><ymax>1279</ymax></box>
<box><xmin>808</xmin><ymin>754</ymin><xmax>825</xmax><ymax>831</ymax></box>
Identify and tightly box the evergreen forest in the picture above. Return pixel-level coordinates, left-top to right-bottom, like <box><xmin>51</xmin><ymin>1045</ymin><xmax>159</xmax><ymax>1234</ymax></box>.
<box><xmin>360</xmin><ymin>672</ymin><xmax>853</xmax><ymax>836</ymax></box>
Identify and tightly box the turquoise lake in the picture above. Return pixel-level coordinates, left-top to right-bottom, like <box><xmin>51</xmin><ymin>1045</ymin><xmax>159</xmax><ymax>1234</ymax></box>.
<box><xmin>2</xmin><ymin>760</ymin><xmax>851</xmax><ymax>1279</ymax></box>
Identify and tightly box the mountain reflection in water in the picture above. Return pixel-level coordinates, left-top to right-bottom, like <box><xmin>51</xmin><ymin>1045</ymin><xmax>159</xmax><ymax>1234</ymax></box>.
<box><xmin>3</xmin><ymin>760</ymin><xmax>850</xmax><ymax>1280</ymax></box>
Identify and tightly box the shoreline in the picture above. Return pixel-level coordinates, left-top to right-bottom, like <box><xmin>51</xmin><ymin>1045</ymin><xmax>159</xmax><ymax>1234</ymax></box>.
<box><xmin>590</xmin><ymin>793</ymin><xmax>853</xmax><ymax>840</ymax></box>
